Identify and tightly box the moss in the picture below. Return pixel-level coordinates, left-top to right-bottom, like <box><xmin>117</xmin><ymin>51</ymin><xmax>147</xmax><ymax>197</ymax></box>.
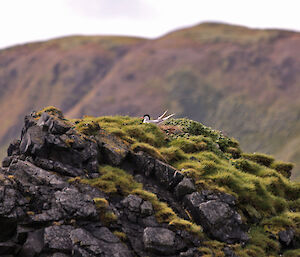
<box><xmin>74</xmin><ymin>119</ymin><xmax>101</xmax><ymax>135</ymax></box>
<box><xmin>198</xmin><ymin>240</ymin><xmax>225</xmax><ymax>257</ymax></box>
<box><xmin>248</xmin><ymin>226</ymin><xmax>280</xmax><ymax>254</ymax></box>
<box><xmin>131</xmin><ymin>142</ymin><xmax>166</xmax><ymax>161</ymax></box>
<box><xmin>283</xmin><ymin>249</ymin><xmax>300</xmax><ymax>257</ymax></box>
<box><xmin>64</xmin><ymin>138</ymin><xmax>75</xmax><ymax>147</ymax></box>
<box><xmin>170</xmin><ymin>138</ymin><xmax>199</xmax><ymax>153</ymax></box>
<box><xmin>36</xmin><ymin>106</ymin><xmax>64</xmax><ymax>118</ymax></box>
<box><xmin>100</xmin><ymin>211</ymin><xmax>117</xmax><ymax>226</ymax></box>
<box><xmin>159</xmin><ymin>146</ymin><xmax>187</xmax><ymax>163</ymax></box>
<box><xmin>81</xmin><ymin>165</ymin><xmax>143</xmax><ymax>195</ymax></box>
<box><xmin>225</xmin><ymin>146</ymin><xmax>241</xmax><ymax>159</ymax></box>
<box><xmin>168</xmin><ymin>218</ymin><xmax>203</xmax><ymax>237</ymax></box>
<box><xmin>242</xmin><ymin>153</ymin><xmax>275</xmax><ymax>167</ymax></box>
<box><xmin>113</xmin><ymin>231</ymin><xmax>127</xmax><ymax>241</ymax></box>
<box><xmin>93</xmin><ymin>198</ymin><xmax>109</xmax><ymax>209</ymax></box>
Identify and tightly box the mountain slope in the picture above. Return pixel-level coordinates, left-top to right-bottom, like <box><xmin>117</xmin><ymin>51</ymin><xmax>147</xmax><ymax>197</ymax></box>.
<box><xmin>1</xmin><ymin>107</ymin><xmax>299</xmax><ymax>256</ymax></box>
<box><xmin>0</xmin><ymin>35</ymin><xmax>145</xmax><ymax>155</ymax></box>
<box><xmin>0</xmin><ymin>23</ymin><xmax>300</xmax><ymax>179</ymax></box>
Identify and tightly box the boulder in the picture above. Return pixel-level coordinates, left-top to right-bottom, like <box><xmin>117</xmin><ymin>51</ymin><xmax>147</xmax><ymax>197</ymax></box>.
<box><xmin>121</xmin><ymin>194</ymin><xmax>143</xmax><ymax>212</ymax></box>
<box><xmin>19</xmin><ymin>229</ymin><xmax>44</xmax><ymax>257</ymax></box>
<box><xmin>184</xmin><ymin>191</ymin><xmax>248</xmax><ymax>243</ymax></box>
<box><xmin>44</xmin><ymin>225</ymin><xmax>73</xmax><ymax>251</ymax></box>
<box><xmin>174</xmin><ymin>177</ymin><xmax>196</xmax><ymax>198</ymax></box>
<box><xmin>154</xmin><ymin>160</ymin><xmax>184</xmax><ymax>189</ymax></box>
<box><xmin>140</xmin><ymin>201</ymin><xmax>154</xmax><ymax>216</ymax></box>
<box><xmin>278</xmin><ymin>228</ymin><xmax>295</xmax><ymax>247</ymax></box>
<box><xmin>96</xmin><ymin>133</ymin><xmax>129</xmax><ymax>166</ymax></box>
<box><xmin>70</xmin><ymin>228</ymin><xmax>132</xmax><ymax>257</ymax></box>
<box><xmin>54</xmin><ymin>187</ymin><xmax>98</xmax><ymax>219</ymax></box>
<box><xmin>143</xmin><ymin>227</ymin><xmax>176</xmax><ymax>254</ymax></box>
<box><xmin>7</xmin><ymin>139</ymin><xmax>21</xmax><ymax>156</ymax></box>
<box><xmin>132</xmin><ymin>151</ymin><xmax>156</xmax><ymax>177</ymax></box>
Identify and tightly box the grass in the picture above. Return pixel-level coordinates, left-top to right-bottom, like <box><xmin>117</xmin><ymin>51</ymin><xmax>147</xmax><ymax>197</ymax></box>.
<box><xmin>63</xmin><ymin>113</ymin><xmax>300</xmax><ymax>256</ymax></box>
<box><xmin>242</xmin><ymin>153</ymin><xmax>275</xmax><ymax>167</ymax></box>
<box><xmin>113</xmin><ymin>231</ymin><xmax>127</xmax><ymax>241</ymax></box>
<box><xmin>36</xmin><ymin>106</ymin><xmax>64</xmax><ymax>118</ymax></box>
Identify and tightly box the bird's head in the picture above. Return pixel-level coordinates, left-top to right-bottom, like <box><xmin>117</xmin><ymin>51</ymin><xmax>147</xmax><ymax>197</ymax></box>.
<box><xmin>140</xmin><ymin>114</ymin><xmax>150</xmax><ymax>122</ymax></box>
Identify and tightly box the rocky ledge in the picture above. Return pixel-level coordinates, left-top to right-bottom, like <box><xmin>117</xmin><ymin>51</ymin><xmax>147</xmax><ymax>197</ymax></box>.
<box><xmin>0</xmin><ymin>108</ymin><xmax>298</xmax><ymax>257</ymax></box>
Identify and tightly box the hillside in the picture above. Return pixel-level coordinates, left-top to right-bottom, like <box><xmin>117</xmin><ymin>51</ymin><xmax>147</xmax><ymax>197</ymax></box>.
<box><xmin>0</xmin><ymin>23</ymin><xmax>300</xmax><ymax>179</ymax></box>
<box><xmin>1</xmin><ymin>107</ymin><xmax>299</xmax><ymax>256</ymax></box>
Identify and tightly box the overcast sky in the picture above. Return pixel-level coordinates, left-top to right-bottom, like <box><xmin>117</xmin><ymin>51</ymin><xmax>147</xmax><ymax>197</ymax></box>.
<box><xmin>1</xmin><ymin>0</ymin><xmax>300</xmax><ymax>50</ymax></box>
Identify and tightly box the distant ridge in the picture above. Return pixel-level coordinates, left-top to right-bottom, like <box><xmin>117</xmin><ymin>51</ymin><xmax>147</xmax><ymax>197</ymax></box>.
<box><xmin>0</xmin><ymin>22</ymin><xmax>300</xmax><ymax>179</ymax></box>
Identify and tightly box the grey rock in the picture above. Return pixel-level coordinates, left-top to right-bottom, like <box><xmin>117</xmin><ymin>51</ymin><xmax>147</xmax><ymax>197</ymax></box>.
<box><xmin>70</xmin><ymin>228</ymin><xmax>132</xmax><ymax>257</ymax></box>
<box><xmin>154</xmin><ymin>160</ymin><xmax>184</xmax><ymax>189</ymax></box>
<box><xmin>19</xmin><ymin>114</ymin><xmax>98</xmax><ymax>175</ymax></box>
<box><xmin>132</xmin><ymin>152</ymin><xmax>156</xmax><ymax>177</ymax></box>
<box><xmin>140</xmin><ymin>201</ymin><xmax>154</xmax><ymax>216</ymax></box>
<box><xmin>54</xmin><ymin>187</ymin><xmax>98</xmax><ymax>219</ymax></box>
<box><xmin>97</xmin><ymin>133</ymin><xmax>129</xmax><ymax>166</ymax></box>
<box><xmin>2</xmin><ymin>156</ymin><xmax>14</xmax><ymax>168</ymax></box>
<box><xmin>20</xmin><ymin>125</ymin><xmax>47</xmax><ymax>157</ymax></box>
<box><xmin>7</xmin><ymin>139</ymin><xmax>20</xmax><ymax>156</ymax></box>
<box><xmin>141</xmin><ymin>215</ymin><xmax>158</xmax><ymax>227</ymax></box>
<box><xmin>51</xmin><ymin>253</ymin><xmax>70</xmax><ymax>257</ymax></box>
<box><xmin>143</xmin><ymin>227</ymin><xmax>176</xmax><ymax>254</ymax></box>
<box><xmin>278</xmin><ymin>228</ymin><xmax>295</xmax><ymax>247</ymax></box>
<box><xmin>70</xmin><ymin>228</ymin><xmax>104</xmax><ymax>255</ymax></box>
<box><xmin>122</xmin><ymin>194</ymin><xmax>143</xmax><ymax>212</ymax></box>
<box><xmin>8</xmin><ymin>160</ymin><xmax>66</xmax><ymax>188</ymax></box>
<box><xmin>0</xmin><ymin>240</ymin><xmax>19</xmax><ymax>255</ymax></box>
<box><xmin>184</xmin><ymin>191</ymin><xmax>248</xmax><ymax>243</ymax></box>
<box><xmin>19</xmin><ymin>229</ymin><xmax>44</xmax><ymax>257</ymax></box>
<box><xmin>31</xmin><ymin>207</ymin><xmax>66</xmax><ymax>223</ymax></box>
<box><xmin>91</xmin><ymin>227</ymin><xmax>120</xmax><ymax>243</ymax></box>
<box><xmin>180</xmin><ymin>248</ymin><xmax>200</xmax><ymax>257</ymax></box>
<box><xmin>44</xmin><ymin>225</ymin><xmax>73</xmax><ymax>251</ymax></box>
<box><xmin>37</xmin><ymin>112</ymin><xmax>71</xmax><ymax>134</ymax></box>
<box><xmin>174</xmin><ymin>177</ymin><xmax>196</xmax><ymax>198</ymax></box>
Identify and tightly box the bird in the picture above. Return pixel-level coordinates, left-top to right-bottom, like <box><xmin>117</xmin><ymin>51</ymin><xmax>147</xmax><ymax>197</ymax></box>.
<box><xmin>141</xmin><ymin>110</ymin><xmax>175</xmax><ymax>125</ymax></box>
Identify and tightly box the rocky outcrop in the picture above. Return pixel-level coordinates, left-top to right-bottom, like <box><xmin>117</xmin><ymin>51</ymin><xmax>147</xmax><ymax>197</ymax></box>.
<box><xmin>0</xmin><ymin>111</ymin><xmax>205</xmax><ymax>256</ymax></box>
<box><xmin>17</xmin><ymin>112</ymin><xmax>99</xmax><ymax>176</ymax></box>
<box><xmin>2</xmin><ymin>110</ymin><xmax>296</xmax><ymax>256</ymax></box>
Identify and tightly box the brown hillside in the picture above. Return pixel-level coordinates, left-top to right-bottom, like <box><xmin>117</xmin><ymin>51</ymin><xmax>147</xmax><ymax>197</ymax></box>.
<box><xmin>1</xmin><ymin>23</ymin><xmax>300</xmax><ymax>179</ymax></box>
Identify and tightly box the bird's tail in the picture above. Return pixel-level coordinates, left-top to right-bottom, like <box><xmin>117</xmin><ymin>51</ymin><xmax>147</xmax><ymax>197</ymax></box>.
<box><xmin>162</xmin><ymin>113</ymin><xmax>175</xmax><ymax>121</ymax></box>
<box><xmin>158</xmin><ymin>110</ymin><xmax>168</xmax><ymax>120</ymax></box>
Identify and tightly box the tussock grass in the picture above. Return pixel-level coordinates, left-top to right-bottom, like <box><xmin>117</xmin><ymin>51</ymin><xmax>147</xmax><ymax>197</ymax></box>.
<box><xmin>131</xmin><ymin>142</ymin><xmax>166</xmax><ymax>161</ymax></box>
<box><xmin>271</xmin><ymin>161</ymin><xmax>294</xmax><ymax>178</ymax></box>
<box><xmin>242</xmin><ymin>153</ymin><xmax>275</xmax><ymax>167</ymax></box>
<box><xmin>36</xmin><ymin>106</ymin><xmax>64</xmax><ymax>118</ymax></box>
<box><xmin>159</xmin><ymin>146</ymin><xmax>187</xmax><ymax>163</ymax></box>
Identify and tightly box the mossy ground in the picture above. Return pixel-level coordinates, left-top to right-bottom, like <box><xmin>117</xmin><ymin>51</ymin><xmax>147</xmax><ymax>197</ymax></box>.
<box><xmin>69</xmin><ymin>114</ymin><xmax>300</xmax><ymax>256</ymax></box>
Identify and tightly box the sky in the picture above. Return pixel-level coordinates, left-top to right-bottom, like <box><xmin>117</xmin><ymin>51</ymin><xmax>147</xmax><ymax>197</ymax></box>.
<box><xmin>1</xmin><ymin>0</ymin><xmax>300</xmax><ymax>50</ymax></box>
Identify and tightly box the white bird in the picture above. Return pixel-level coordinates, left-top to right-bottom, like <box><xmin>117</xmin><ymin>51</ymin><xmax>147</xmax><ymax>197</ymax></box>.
<box><xmin>141</xmin><ymin>110</ymin><xmax>175</xmax><ymax>125</ymax></box>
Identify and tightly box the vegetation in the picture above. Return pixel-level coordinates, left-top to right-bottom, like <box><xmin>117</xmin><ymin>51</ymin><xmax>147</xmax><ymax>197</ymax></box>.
<box><xmin>69</xmin><ymin>114</ymin><xmax>300</xmax><ymax>256</ymax></box>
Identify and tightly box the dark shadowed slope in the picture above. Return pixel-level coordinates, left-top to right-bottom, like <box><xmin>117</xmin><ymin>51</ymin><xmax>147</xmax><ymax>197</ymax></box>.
<box><xmin>0</xmin><ymin>23</ymin><xmax>300</xmax><ymax>179</ymax></box>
